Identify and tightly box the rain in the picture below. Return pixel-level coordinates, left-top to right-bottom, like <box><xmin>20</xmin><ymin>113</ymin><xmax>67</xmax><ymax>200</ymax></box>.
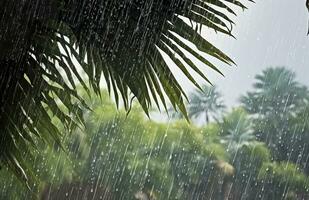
<box><xmin>0</xmin><ymin>0</ymin><xmax>309</xmax><ymax>199</ymax></box>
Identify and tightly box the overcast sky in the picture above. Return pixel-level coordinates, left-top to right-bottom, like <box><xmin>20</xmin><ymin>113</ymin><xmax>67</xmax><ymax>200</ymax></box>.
<box><xmin>174</xmin><ymin>0</ymin><xmax>309</xmax><ymax>108</ymax></box>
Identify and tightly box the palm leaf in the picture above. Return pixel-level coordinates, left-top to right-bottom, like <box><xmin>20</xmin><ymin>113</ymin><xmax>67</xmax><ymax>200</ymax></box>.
<box><xmin>0</xmin><ymin>0</ymin><xmax>251</xmax><ymax>182</ymax></box>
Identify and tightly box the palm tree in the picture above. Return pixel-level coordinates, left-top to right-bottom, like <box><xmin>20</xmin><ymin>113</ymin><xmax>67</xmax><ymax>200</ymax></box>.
<box><xmin>0</xmin><ymin>0</ymin><xmax>251</xmax><ymax>181</ymax></box>
<box><xmin>241</xmin><ymin>67</ymin><xmax>308</xmax><ymax>117</ymax></box>
<box><xmin>240</xmin><ymin>67</ymin><xmax>309</xmax><ymax>160</ymax></box>
<box><xmin>168</xmin><ymin>85</ymin><xmax>225</xmax><ymax>124</ymax></box>
<box><xmin>188</xmin><ymin>85</ymin><xmax>226</xmax><ymax>124</ymax></box>
<box><xmin>219</xmin><ymin>108</ymin><xmax>255</xmax><ymax>154</ymax></box>
<box><xmin>218</xmin><ymin>108</ymin><xmax>257</xmax><ymax>199</ymax></box>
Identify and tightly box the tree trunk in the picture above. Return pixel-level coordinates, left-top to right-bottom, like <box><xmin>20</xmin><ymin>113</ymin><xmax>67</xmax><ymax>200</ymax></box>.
<box><xmin>205</xmin><ymin>110</ymin><xmax>209</xmax><ymax>124</ymax></box>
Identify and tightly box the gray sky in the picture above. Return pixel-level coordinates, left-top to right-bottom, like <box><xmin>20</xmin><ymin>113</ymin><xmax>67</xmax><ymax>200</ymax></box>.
<box><xmin>174</xmin><ymin>0</ymin><xmax>309</xmax><ymax>108</ymax></box>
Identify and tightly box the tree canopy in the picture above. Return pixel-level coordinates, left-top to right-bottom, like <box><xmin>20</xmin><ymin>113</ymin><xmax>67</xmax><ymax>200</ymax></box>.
<box><xmin>1</xmin><ymin>67</ymin><xmax>309</xmax><ymax>199</ymax></box>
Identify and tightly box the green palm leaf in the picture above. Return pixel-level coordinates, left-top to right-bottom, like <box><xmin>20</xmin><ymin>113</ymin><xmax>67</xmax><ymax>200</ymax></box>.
<box><xmin>0</xmin><ymin>0</ymin><xmax>251</xmax><ymax>182</ymax></box>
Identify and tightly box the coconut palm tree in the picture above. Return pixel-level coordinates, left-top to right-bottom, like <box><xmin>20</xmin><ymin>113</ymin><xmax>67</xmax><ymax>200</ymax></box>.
<box><xmin>168</xmin><ymin>85</ymin><xmax>226</xmax><ymax>124</ymax></box>
<box><xmin>218</xmin><ymin>108</ymin><xmax>260</xmax><ymax>199</ymax></box>
<box><xmin>188</xmin><ymin>85</ymin><xmax>226</xmax><ymax>124</ymax></box>
<box><xmin>219</xmin><ymin>108</ymin><xmax>255</xmax><ymax>154</ymax></box>
<box><xmin>240</xmin><ymin>67</ymin><xmax>309</xmax><ymax>160</ymax></box>
<box><xmin>241</xmin><ymin>67</ymin><xmax>308</xmax><ymax>117</ymax></box>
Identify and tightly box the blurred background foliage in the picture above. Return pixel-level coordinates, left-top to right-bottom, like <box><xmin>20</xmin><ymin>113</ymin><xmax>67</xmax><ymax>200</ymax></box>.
<box><xmin>1</xmin><ymin>67</ymin><xmax>309</xmax><ymax>199</ymax></box>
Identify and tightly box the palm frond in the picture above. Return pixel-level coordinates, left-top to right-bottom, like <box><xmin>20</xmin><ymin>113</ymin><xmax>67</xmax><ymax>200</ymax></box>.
<box><xmin>0</xmin><ymin>0</ymin><xmax>251</xmax><ymax>182</ymax></box>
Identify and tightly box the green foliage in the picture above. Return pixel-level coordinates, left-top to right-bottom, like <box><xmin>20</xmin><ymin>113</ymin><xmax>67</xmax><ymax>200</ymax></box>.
<box><xmin>241</xmin><ymin>67</ymin><xmax>308</xmax><ymax>116</ymax></box>
<box><xmin>258</xmin><ymin>162</ymin><xmax>309</xmax><ymax>199</ymax></box>
<box><xmin>219</xmin><ymin>108</ymin><xmax>255</xmax><ymax>154</ymax></box>
<box><xmin>1</xmin><ymin>67</ymin><xmax>309</xmax><ymax>199</ymax></box>
<box><xmin>0</xmin><ymin>137</ymin><xmax>77</xmax><ymax>199</ymax></box>
<box><xmin>241</xmin><ymin>67</ymin><xmax>309</xmax><ymax>168</ymax></box>
<box><xmin>78</xmin><ymin>97</ymin><xmax>222</xmax><ymax>199</ymax></box>
<box><xmin>169</xmin><ymin>85</ymin><xmax>226</xmax><ymax>124</ymax></box>
<box><xmin>189</xmin><ymin>85</ymin><xmax>226</xmax><ymax>123</ymax></box>
<box><xmin>0</xmin><ymin>0</ymin><xmax>251</xmax><ymax>181</ymax></box>
<box><xmin>0</xmin><ymin>90</ymin><xmax>229</xmax><ymax>199</ymax></box>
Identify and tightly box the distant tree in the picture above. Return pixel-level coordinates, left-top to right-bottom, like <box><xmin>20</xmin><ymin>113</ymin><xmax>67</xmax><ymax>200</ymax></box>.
<box><xmin>241</xmin><ymin>67</ymin><xmax>309</xmax><ymax>163</ymax></box>
<box><xmin>170</xmin><ymin>85</ymin><xmax>226</xmax><ymax>124</ymax></box>
<box><xmin>228</xmin><ymin>142</ymin><xmax>271</xmax><ymax>199</ymax></box>
<box><xmin>284</xmin><ymin>101</ymin><xmax>309</xmax><ymax>174</ymax></box>
<box><xmin>219</xmin><ymin>108</ymin><xmax>255</xmax><ymax>155</ymax></box>
<box><xmin>218</xmin><ymin>108</ymin><xmax>272</xmax><ymax>199</ymax></box>
<box><xmin>241</xmin><ymin>67</ymin><xmax>308</xmax><ymax>117</ymax></box>
<box><xmin>257</xmin><ymin>162</ymin><xmax>309</xmax><ymax>199</ymax></box>
<box><xmin>188</xmin><ymin>85</ymin><xmax>226</xmax><ymax>124</ymax></box>
<box><xmin>1</xmin><ymin>88</ymin><xmax>308</xmax><ymax>199</ymax></box>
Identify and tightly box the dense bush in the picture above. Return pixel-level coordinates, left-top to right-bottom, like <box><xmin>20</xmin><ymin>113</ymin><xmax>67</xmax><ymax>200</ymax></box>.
<box><xmin>1</xmin><ymin>67</ymin><xmax>309</xmax><ymax>200</ymax></box>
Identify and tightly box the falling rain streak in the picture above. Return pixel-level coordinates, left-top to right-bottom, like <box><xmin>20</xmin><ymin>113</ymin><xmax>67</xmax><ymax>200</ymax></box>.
<box><xmin>0</xmin><ymin>0</ymin><xmax>309</xmax><ymax>200</ymax></box>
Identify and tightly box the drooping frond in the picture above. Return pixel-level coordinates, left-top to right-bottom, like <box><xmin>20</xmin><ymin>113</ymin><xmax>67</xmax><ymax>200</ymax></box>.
<box><xmin>0</xmin><ymin>0</ymin><xmax>251</xmax><ymax>182</ymax></box>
